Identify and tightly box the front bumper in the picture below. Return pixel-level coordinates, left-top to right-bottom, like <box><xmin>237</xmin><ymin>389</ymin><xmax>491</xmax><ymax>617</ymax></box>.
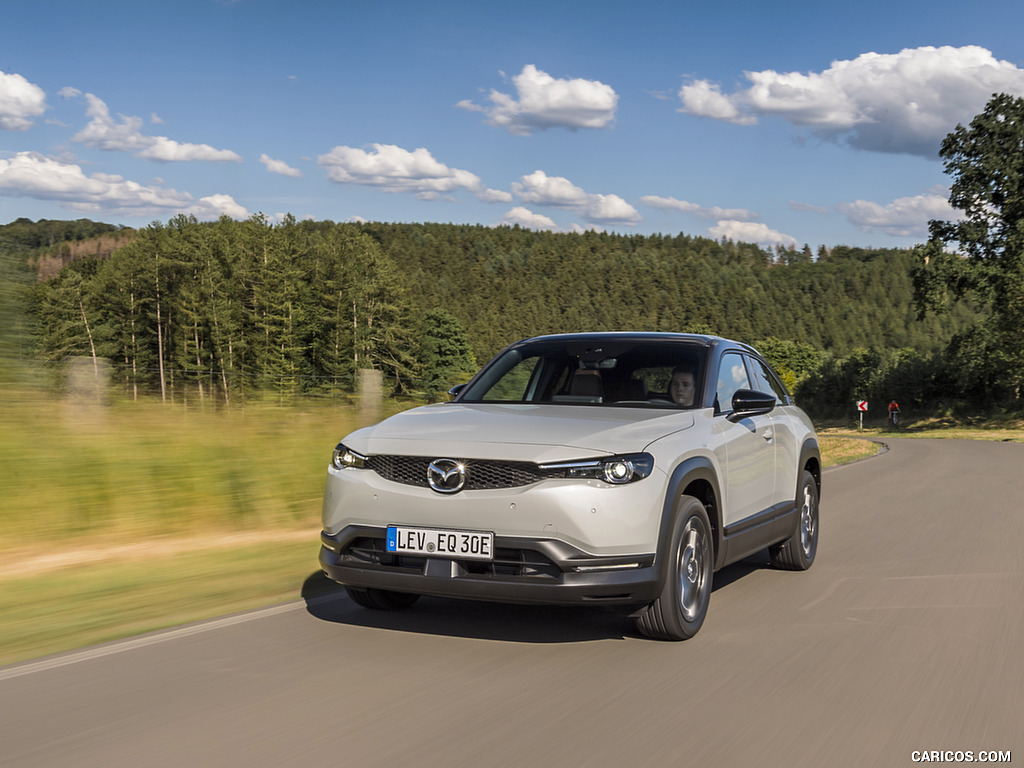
<box><xmin>319</xmin><ymin>527</ymin><xmax>661</xmax><ymax>606</ymax></box>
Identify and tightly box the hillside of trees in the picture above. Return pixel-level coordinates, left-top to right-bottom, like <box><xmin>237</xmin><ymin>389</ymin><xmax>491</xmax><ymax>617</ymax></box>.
<box><xmin>0</xmin><ymin>214</ymin><xmax>991</xmax><ymax>417</ymax></box>
<box><xmin>356</xmin><ymin>221</ymin><xmax>976</xmax><ymax>359</ymax></box>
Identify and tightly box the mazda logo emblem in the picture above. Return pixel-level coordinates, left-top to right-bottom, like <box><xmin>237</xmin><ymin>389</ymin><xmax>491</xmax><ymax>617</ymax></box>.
<box><xmin>427</xmin><ymin>458</ymin><xmax>466</xmax><ymax>494</ymax></box>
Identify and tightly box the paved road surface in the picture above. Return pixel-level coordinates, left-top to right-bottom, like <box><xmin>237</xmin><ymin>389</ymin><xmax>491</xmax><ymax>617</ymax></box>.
<box><xmin>2</xmin><ymin>438</ymin><xmax>1021</xmax><ymax>767</ymax></box>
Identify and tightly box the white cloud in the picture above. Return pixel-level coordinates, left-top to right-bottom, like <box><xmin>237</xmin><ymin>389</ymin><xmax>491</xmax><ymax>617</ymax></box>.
<box><xmin>514</xmin><ymin>170</ymin><xmax>588</xmax><ymax>208</ymax></box>
<box><xmin>677</xmin><ymin>81</ymin><xmax>755</xmax><ymax>126</ymax></box>
<box><xmin>73</xmin><ymin>94</ymin><xmax>242</xmax><ymax>162</ymax></box>
<box><xmin>837</xmin><ymin>189</ymin><xmax>960</xmax><ymax>237</ymax></box>
<box><xmin>708</xmin><ymin>220</ymin><xmax>798</xmax><ymax>248</ymax></box>
<box><xmin>678</xmin><ymin>46</ymin><xmax>1024</xmax><ymax>156</ymax></box>
<box><xmin>0</xmin><ymin>70</ymin><xmax>48</xmax><ymax>131</ymax></box>
<box><xmin>476</xmin><ymin>186</ymin><xmax>514</xmax><ymax>203</ymax></box>
<box><xmin>458</xmin><ymin>65</ymin><xmax>617</xmax><ymax>135</ymax></box>
<box><xmin>58</xmin><ymin>87</ymin><xmax>82</xmax><ymax>100</ymax></box>
<box><xmin>260</xmin><ymin>153</ymin><xmax>303</xmax><ymax>178</ymax></box>
<box><xmin>0</xmin><ymin>151</ymin><xmax>248</xmax><ymax>220</ymax></box>
<box><xmin>500</xmin><ymin>206</ymin><xmax>558</xmax><ymax>230</ymax></box>
<box><xmin>185</xmin><ymin>194</ymin><xmax>249</xmax><ymax>220</ymax></box>
<box><xmin>512</xmin><ymin>170</ymin><xmax>641</xmax><ymax>225</ymax></box>
<box><xmin>317</xmin><ymin>143</ymin><xmax>507</xmax><ymax>201</ymax></box>
<box><xmin>640</xmin><ymin>195</ymin><xmax>758</xmax><ymax>221</ymax></box>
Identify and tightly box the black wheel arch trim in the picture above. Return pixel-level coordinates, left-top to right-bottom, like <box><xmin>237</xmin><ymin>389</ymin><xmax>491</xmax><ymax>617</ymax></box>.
<box><xmin>799</xmin><ymin>436</ymin><xmax>822</xmax><ymax>497</ymax></box>
<box><xmin>656</xmin><ymin>455</ymin><xmax>727</xmax><ymax>574</ymax></box>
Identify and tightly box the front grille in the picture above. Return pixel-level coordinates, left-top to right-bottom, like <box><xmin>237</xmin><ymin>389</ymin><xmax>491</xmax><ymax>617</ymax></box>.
<box><xmin>365</xmin><ymin>455</ymin><xmax>547</xmax><ymax>490</ymax></box>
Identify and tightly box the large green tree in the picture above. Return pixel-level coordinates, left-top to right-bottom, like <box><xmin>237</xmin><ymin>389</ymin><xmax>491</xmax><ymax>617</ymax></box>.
<box><xmin>915</xmin><ymin>92</ymin><xmax>1024</xmax><ymax>401</ymax></box>
<box><xmin>413</xmin><ymin>309</ymin><xmax>477</xmax><ymax>398</ymax></box>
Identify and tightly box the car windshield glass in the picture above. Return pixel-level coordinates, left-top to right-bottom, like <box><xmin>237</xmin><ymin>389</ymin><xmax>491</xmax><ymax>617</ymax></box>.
<box><xmin>460</xmin><ymin>339</ymin><xmax>706</xmax><ymax>408</ymax></box>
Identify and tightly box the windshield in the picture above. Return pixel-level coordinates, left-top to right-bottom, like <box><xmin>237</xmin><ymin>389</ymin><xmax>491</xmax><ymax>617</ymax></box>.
<box><xmin>459</xmin><ymin>339</ymin><xmax>706</xmax><ymax>408</ymax></box>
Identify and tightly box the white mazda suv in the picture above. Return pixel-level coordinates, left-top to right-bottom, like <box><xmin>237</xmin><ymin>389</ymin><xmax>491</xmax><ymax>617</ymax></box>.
<box><xmin>319</xmin><ymin>332</ymin><xmax>820</xmax><ymax>640</ymax></box>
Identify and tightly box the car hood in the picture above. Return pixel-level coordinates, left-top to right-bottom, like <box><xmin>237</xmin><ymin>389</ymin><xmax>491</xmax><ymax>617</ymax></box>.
<box><xmin>342</xmin><ymin>403</ymin><xmax>695</xmax><ymax>463</ymax></box>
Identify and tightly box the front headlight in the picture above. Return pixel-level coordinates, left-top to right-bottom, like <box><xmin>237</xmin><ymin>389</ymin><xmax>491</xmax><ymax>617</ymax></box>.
<box><xmin>540</xmin><ymin>453</ymin><xmax>654</xmax><ymax>484</ymax></box>
<box><xmin>331</xmin><ymin>442</ymin><xmax>368</xmax><ymax>470</ymax></box>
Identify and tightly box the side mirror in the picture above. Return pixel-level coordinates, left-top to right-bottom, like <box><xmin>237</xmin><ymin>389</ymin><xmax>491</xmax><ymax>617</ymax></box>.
<box><xmin>448</xmin><ymin>383</ymin><xmax>467</xmax><ymax>398</ymax></box>
<box><xmin>728</xmin><ymin>388</ymin><xmax>776</xmax><ymax>422</ymax></box>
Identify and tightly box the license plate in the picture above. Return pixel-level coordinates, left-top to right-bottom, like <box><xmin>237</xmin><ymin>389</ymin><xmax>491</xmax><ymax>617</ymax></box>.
<box><xmin>386</xmin><ymin>525</ymin><xmax>494</xmax><ymax>561</ymax></box>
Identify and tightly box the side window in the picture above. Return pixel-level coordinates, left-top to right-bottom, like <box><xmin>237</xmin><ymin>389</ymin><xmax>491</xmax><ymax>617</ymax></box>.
<box><xmin>484</xmin><ymin>356</ymin><xmax>540</xmax><ymax>401</ymax></box>
<box><xmin>715</xmin><ymin>353</ymin><xmax>750</xmax><ymax>413</ymax></box>
<box><xmin>747</xmin><ymin>356</ymin><xmax>786</xmax><ymax>404</ymax></box>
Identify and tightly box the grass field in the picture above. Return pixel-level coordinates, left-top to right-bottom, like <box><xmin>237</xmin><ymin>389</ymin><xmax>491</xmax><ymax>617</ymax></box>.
<box><xmin>0</xmin><ymin>388</ymin><xmax>380</xmax><ymax>665</ymax></box>
<box><xmin>0</xmin><ymin>390</ymin><xmax>363</xmax><ymax>549</ymax></box>
<box><xmin>819</xmin><ymin>415</ymin><xmax>1024</xmax><ymax>442</ymax></box>
<box><xmin>8</xmin><ymin>389</ymin><xmax>1012</xmax><ymax>667</ymax></box>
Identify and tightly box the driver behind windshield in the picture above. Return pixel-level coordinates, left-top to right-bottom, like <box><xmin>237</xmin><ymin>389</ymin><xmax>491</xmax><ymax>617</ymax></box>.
<box><xmin>669</xmin><ymin>367</ymin><xmax>696</xmax><ymax>406</ymax></box>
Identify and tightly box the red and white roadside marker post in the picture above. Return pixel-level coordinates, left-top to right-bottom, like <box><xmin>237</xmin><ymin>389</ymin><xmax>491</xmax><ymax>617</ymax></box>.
<box><xmin>856</xmin><ymin>400</ymin><xmax>868</xmax><ymax>431</ymax></box>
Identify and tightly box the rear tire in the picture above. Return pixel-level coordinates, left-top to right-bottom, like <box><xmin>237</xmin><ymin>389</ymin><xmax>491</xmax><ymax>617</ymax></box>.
<box><xmin>345</xmin><ymin>587</ymin><xmax>421</xmax><ymax>610</ymax></box>
<box><xmin>770</xmin><ymin>470</ymin><xmax>818</xmax><ymax>571</ymax></box>
<box><xmin>636</xmin><ymin>496</ymin><xmax>713</xmax><ymax>641</ymax></box>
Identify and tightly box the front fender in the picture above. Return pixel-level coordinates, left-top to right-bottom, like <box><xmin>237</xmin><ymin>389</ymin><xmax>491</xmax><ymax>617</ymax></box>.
<box><xmin>654</xmin><ymin>455</ymin><xmax>726</xmax><ymax>578</ymax></box>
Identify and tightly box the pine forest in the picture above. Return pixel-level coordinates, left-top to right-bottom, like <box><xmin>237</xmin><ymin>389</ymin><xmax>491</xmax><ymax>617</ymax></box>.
<box><xmin>0</xmin><ymin>214</ymin><xmax>993</xmax><ymax>419</ymax></box>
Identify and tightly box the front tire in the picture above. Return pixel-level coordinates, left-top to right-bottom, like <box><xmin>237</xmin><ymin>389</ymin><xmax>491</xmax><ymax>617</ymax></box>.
<box><xmin>770</xmin><ymin>469</ymin><xmax>819</xmax><ymax>571</ymax></box>
<box><xmin>636</xmin><ymin>496</ymin><xmax>714</xmax><ymax>641</ymax></box>
<box><xmin>345</xmin><ymin>587</ymin><xmax>421</xmax><ymax>610</ymax></box>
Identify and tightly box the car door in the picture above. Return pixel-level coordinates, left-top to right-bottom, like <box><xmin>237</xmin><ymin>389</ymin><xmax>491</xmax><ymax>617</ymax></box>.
<box><xmin>713</xmin><ymin>352</ymin><xmax>776</xmax><ymax>529</ymax></box>
<box><xmin>745</xmin><ymin>354</ymin><xmax>795</xmax><ymax>508</ymax></box>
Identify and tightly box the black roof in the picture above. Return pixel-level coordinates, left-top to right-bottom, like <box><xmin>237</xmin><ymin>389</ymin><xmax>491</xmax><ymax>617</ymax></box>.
<box><xmin>508</xmin><ymin>331</ymin><xmax>759</xmax><ymax>356</ymax></box>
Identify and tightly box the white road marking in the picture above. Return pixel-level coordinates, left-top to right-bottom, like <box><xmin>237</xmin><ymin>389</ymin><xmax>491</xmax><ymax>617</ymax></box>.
<box><xmin>0</xmin><ymin>598</ymin><xmax>339</xmax><ymax>682</ymax></box>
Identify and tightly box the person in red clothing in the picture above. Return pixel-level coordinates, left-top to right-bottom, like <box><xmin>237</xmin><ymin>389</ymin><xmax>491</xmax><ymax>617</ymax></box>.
<box><xmin>887</xmin><ymin>399</ymin><xmax>901</xmax><ymax>428</ymax></box>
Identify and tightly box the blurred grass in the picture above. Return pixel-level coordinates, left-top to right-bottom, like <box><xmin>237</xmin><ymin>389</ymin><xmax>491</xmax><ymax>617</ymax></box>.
<box><xmin>0</xmin><ymin>388</ymin><xmax>368</xmax><ymax>550</ymax></box>
<box><xmin>0</xmin><ymin>387</ymin><xmax>385</xmax><ymax>666</ymax></box>
<box><xmin>0</xmin><ymin>387</ymin><xmax>881</xmax><ymax>666</ymax></box>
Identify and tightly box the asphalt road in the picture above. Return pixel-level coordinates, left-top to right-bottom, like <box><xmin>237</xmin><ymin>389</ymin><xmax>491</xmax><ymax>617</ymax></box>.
<box><xmin>2</xmin><ymin>438</ymin><xmax>1021</xmax><ymax>768</ymax></box>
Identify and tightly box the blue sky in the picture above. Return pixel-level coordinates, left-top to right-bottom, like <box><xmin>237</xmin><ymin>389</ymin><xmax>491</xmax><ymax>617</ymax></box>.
<box><xmin>3</xmin><ymin>0</ymin><xmax>1024</xmax><ymax>249</ymax></box>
